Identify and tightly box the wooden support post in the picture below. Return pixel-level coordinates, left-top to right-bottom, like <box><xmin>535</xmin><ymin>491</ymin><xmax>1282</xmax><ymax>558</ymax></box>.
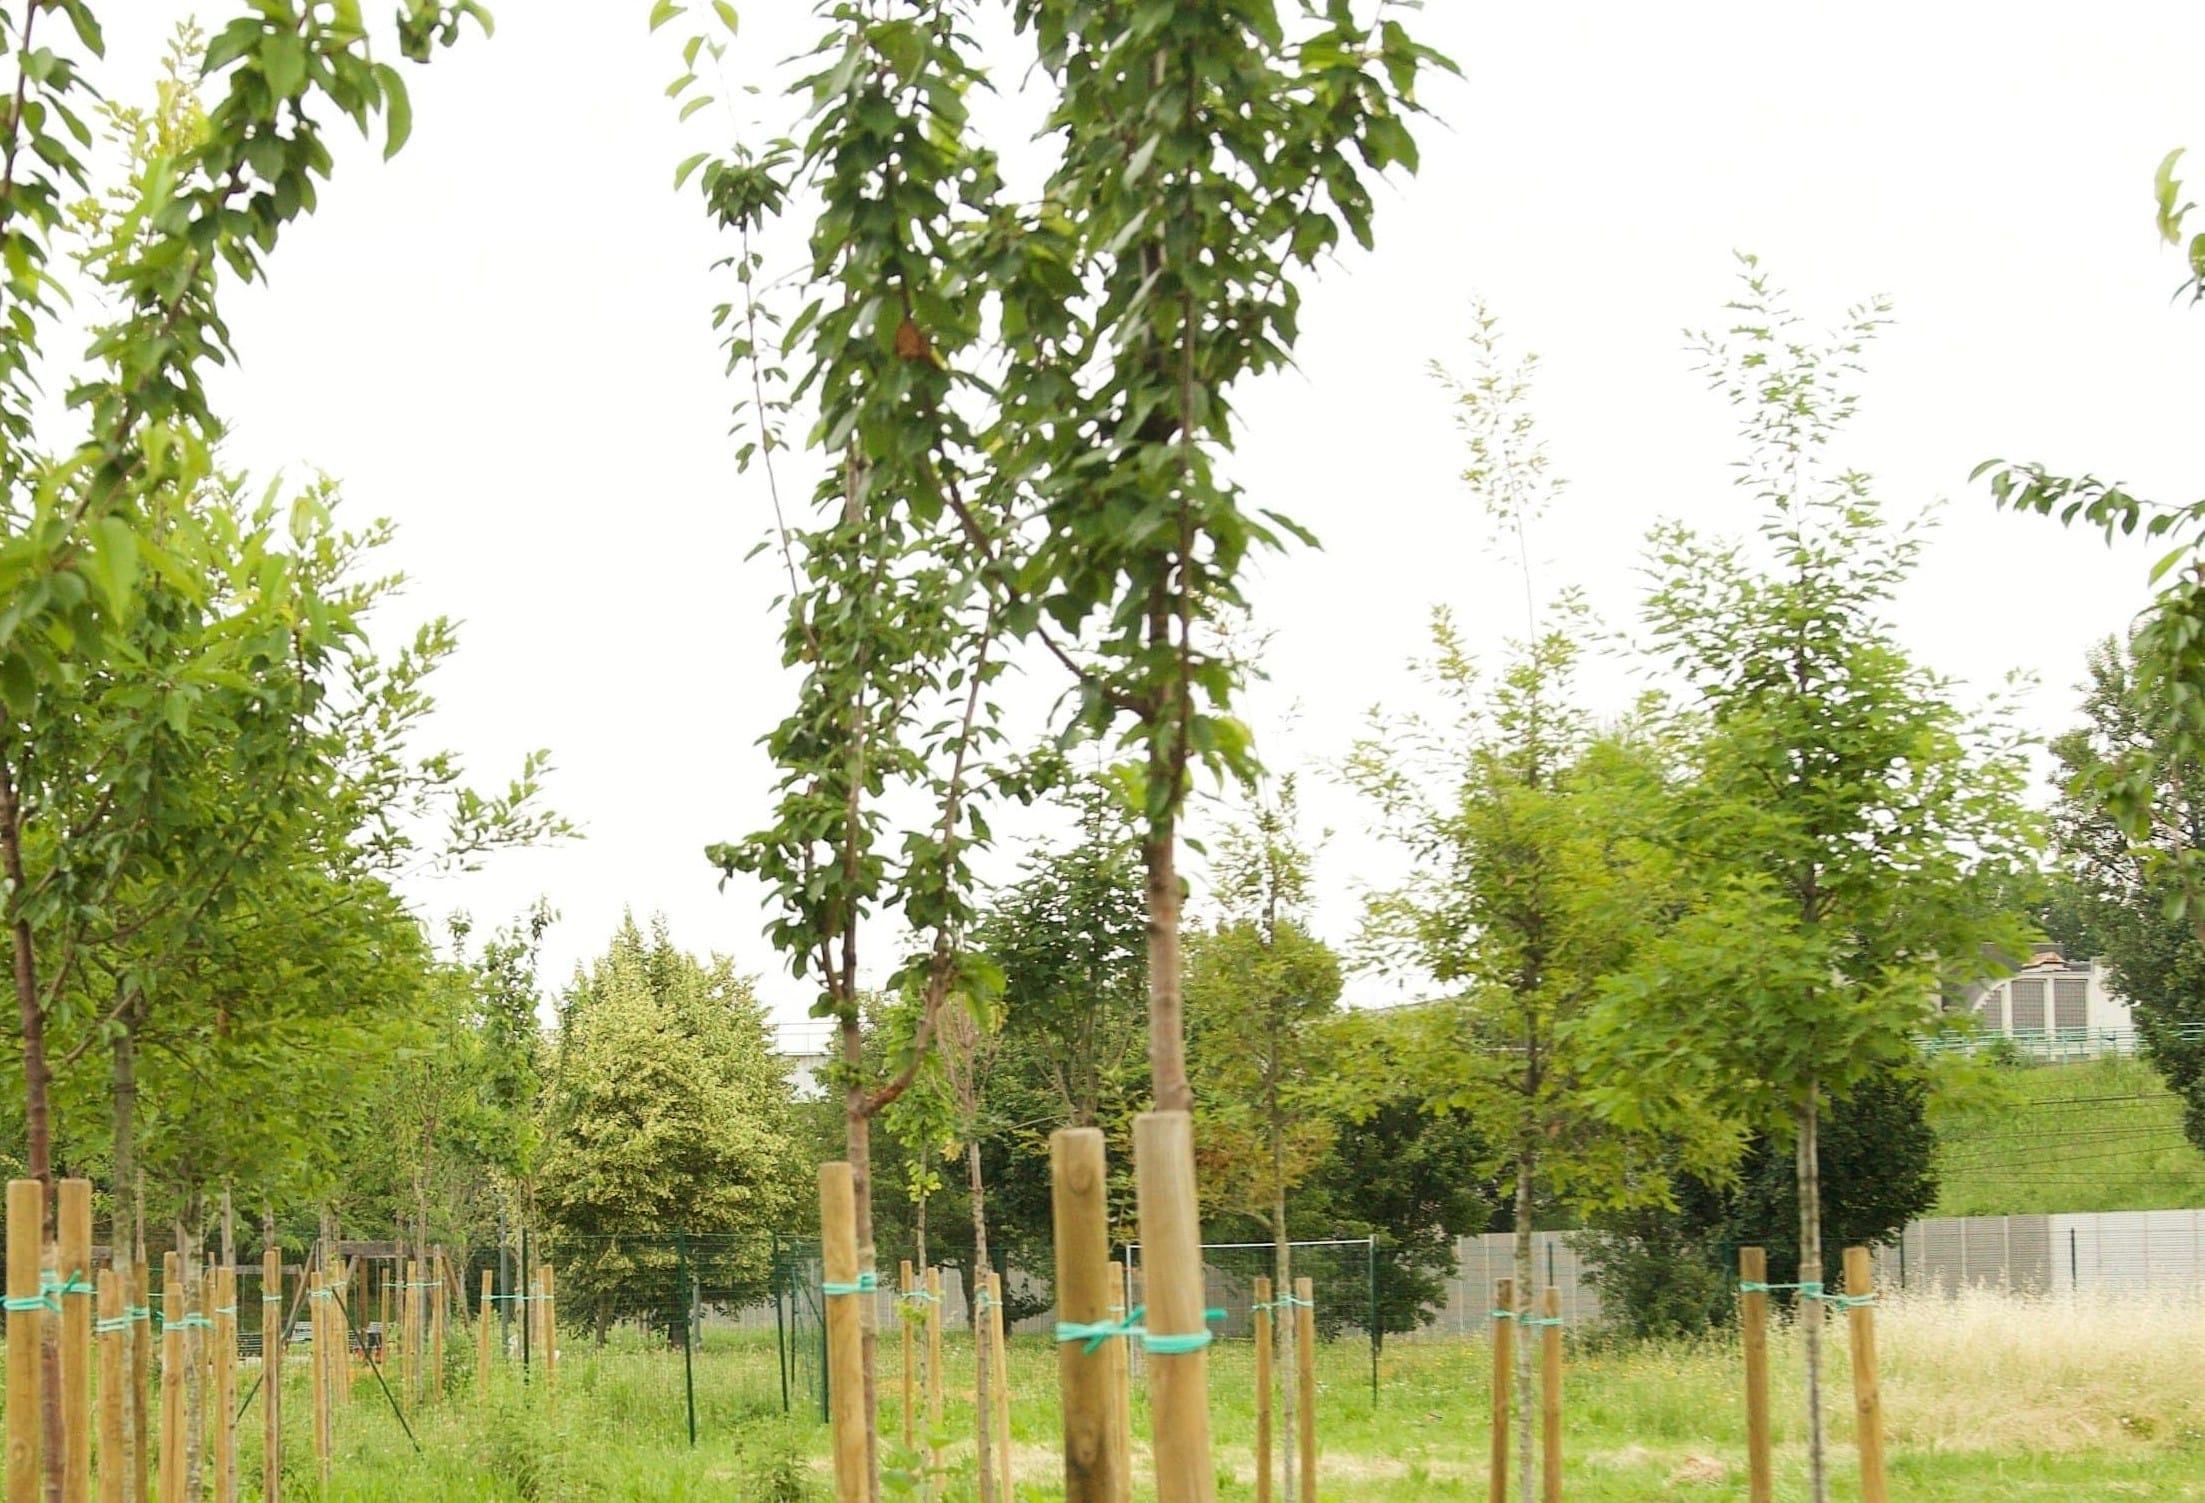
<box><xmin>1131</xmin><ymin>1111</ymin><xmax>1215</xmax><ymax>1503</ymax></box>
<box><xmin>377</xmin><ymin>1271</ymin><xmax>390</xmax><ymax>1395</ymax></box>
<box><xmin>131</xmin><ymin>1258</ymin><xmax>149</xmax><ymax>1503</ymax></box>
<box><xmin>987</xmin><ymin>1270</ymin><xmax>1014</xmax><ymax>1503</ymax></box>
<box><xmin>308</xmin><ymin>1270</ymin><xmax>329</xmax><ymax>1486</ymax></box>
<box><xmin>925</xmin><ymin>1266</ymin><xmax>944</xmax><ymax>1479</ymax></box>
<box><xmin>1540</xmin><ymin>1286</ymin><xmax>1562</xmax><ymax>1503</ymax></box>
<box><xmin>60</xmin><ymin>1178</ymin><xmax>91</xmax><ymax>1503</ymax></box>
<box><xmin>477</xmin><ymin>1269</ymin><xmax>494</xmax><ymax>1406</ymax></box>
<box><xmin>1107</xmin><ymin>1260</ymin><xmax>1132</xmax><ymax>1500</ymax></box>
<box><xmin>1051</xmin><ymin>1128</ymin><xmax>1124</xmax><ymax>1503</ymax></box>
<box><xmin>96</xmin><ymin>1268</ymin><xmax>123</xmax><ymax>1503</ymax></box>
<box><xmin>1488</xmin><ymin>1278</ymin><xmax>1512</xmax><ymax>1503</ymax></box>
<box><xmin>819</xmin><ymin>1163</ymin><xmax>867</xmax><ymax>1503</ymax></box>
<box><xmin>262</xmin><ymin>1249</ymin><xmax>282</xmax><ymax>1503</ymax></box>
<box><xmin>430</xmin><ymin>1251</ymin><xmax>447</xmax><ymax>1404</ymax></box>
<box><xmin>1253</xmin><ymin>1276</ymin><xmax>1273</xmax><ymax>1503</ymax></box>
<box><xmin>900</xmin><ymin>1260</ymin><xmax>916</xmax><ymax>1451</ymax></box>
<box><xmin>1739</xmin><ymin>1248</ymin><xmax>1771</xmax><ymax>1503</ymax></box>
<box><xmin>6</xmin><ymin>1180</ymin><xmax>42</xmax><ymax>1503</ymax></box>
<box><xmin>1844</xmin><ymin>1247</ymin><xmax>1887</xmax><ymax>1503</ymax></box>
<box><xmin>158</xmin><ymin>1251</ymin><xmax>182</xmax><ymax>1503</ymax></box>
<box><xmin>339</xmin><ymin>1258</ymin><xmax>359</xmax><ymax>1408</ymax></box>
<box><xmin>1294</xmin><ymin>1277</ymin><xmax>1316</xmax><ymax>1503</ymax></box>
<box><xmin>214</xmin><ymin>1265</ymin><xmax>235</xmax><ymax>1503</ymax></box>
<box><xmin>541</xmin><ymin>1263</ymin><xmax>556</xmax><ymax>1405</ymax></box>
<box><xmin>400</xmin><ymin>1256</ymin><xmax>416</xmax><ymax>1408</ymax></box>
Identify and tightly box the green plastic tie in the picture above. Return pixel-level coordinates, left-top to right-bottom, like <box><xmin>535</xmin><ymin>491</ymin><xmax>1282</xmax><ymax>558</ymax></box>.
<box><xmin>1737</xmin><ymin>1281</ymin><xmax>1822</xmax><ymax>1295</ymax></box>
<box><xmin>128</xmin><ymin>1306</ymin><xmax>152</xmax><ymax>1323</ymax></box>
<box><xmin>1055</xmin><ymin>1306</ymin><xmax>1144</xmax><ymax>1355</ymax></box>
<box><xmin>1141</xmin><ymin>1308</ymin><xmax>1227</xmax><ymax>1356</ymax></box>
<box><xmin>94</xmin><ymin>1315</ymin><xmax>132</xmax><ymax>1334</ymax></box>
<box><xmin>822</xmin><ymin>1272</ymin><xmax>879</xmax><ymax>1298</ymax></box>
<box><xmin>898</xmin><ymin>1288</ymin><xmax>938</xmax><ymax>1304</ymax></box>
<box><xmin>50</xmin><ymin>1272</ymin><xmax>94</xmax><ymax>1299</ymax></box>
<box><xmin>215</xmin><ymin>1306</ymin><xmax>238</xmax><ymax>1316</ymax></box>
<box><xmin>1</xmin><ymin>1294</ymin><xmax>55</xmax><ymax>1315</ymax></box>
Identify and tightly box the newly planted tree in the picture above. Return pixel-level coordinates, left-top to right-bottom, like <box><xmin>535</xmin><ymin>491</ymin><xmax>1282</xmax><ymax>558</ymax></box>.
<box><xmin>1587</xmin><ymin>263</ymin><xmax>2036</xmax><ymax>1503</ymax></box>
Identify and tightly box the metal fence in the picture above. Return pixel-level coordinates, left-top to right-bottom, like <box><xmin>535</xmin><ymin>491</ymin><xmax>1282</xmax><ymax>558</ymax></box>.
<box><xmin>1876</xmin><ymin>1208</ymin><xmax>2205</xmax><ymax>1296</ymax></box>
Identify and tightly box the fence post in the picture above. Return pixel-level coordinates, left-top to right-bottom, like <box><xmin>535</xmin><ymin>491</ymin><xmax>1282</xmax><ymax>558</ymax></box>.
<box><xmin>60</xmin><ymin>1178</ymin><xmax>91</xmax><ymax>1503</ymax></box>
<box><xmin>7</xmin><ymin>1179</ymin><xmax>42</xmax><ymax>1503</ymax></box>
<box><xmin>1367</xmin><ymin>1237</ymin><xmax>1379</xmax><ymax>1408</ymax></box>
<box><xmin>261</xmin><ymin>1249</ymin><xmax>281</xmax><ymax>1503</ymax></box>
<box><xmin>1844</xmin><ymin>1247</ymin><xmax>1887</xmax><ymax>1503</ymax></box>
<box><xmin>1294</xmin><ymin>1277</ymin><xmax>1316</xmax><ymax>1503</ymax></box>
<box><xmin>1487</xmin><ymin>1277</ymin><xmax>1511</xmax><ymax>1503</ymax></box>
<box><xmin>1253</xmin><ymin>1275</ymin><xmax>1273</xmax><ymax>1503</ymax></box>
<box><xmin>1540</xmin><ymin>1285</ymin><xmax>1562</xmax><ymax>1503</ymax></box>
<box><xmin>820</xmin><ymin>1164</ymin><xmax>868</xmax><ymax>1503</ymax></box>
<box><xmin>1131</xmin><ymin>1111</ymin><xmax>1216</xmax><ymax>1503</ymax></box>
<box><xmin>1051</xmin><ymin>1127</ymin><xmax>1124</xmax><ymax>1503</ymax></box>
<box><xmin>1740</xmin><ymin>1247</ymin><xmax>1771</xmax><ymax>1503</ymax></box>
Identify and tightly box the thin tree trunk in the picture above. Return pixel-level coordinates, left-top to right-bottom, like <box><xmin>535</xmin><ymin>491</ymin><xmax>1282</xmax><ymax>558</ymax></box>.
<box><xmin>1144</xmin><ymin>818</ymin><xmax>1190</xmax><ymax>1113</ymax></box>
<box><xmin>181</xmin><ymin>1220</ymin><xmax>204</xmax><ymax>1503</ymax></box>
<box><xmin>1272</xmin><ymin>1160</ymin><xmax>1295</xmax><ymax>1501</ymax></box>
<box><xmin>915</xmin><ymin>1135</ymin><xmax>930</xmax><ymax>1273</ymax></box>
<box><xmin>1513</xmin><ymin>1154</ymin><xmax>1536</xmax><ymax>1503</ymax></box>
<box><xmin>113</xmin><ymin>1032</ymin><xmax>137</xmax><ymax>1501</ymax></box>
<box><xmin>841</xmin><ymin>1013</ymin><xmax>881</xmax><ymax>1503</ymax></box>
<box><xmin>967</xmin><ymin>1139</ymin><xmax>995</xmax><ymax>1503</ymax></box>
<box><xmin>1797</xmin><ymin>1089</ymin><xmax>1826</xmax><ymax>1503</ymax></box>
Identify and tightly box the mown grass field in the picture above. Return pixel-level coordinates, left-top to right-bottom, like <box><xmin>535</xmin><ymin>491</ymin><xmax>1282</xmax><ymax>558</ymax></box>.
<box><xmin>1932</xmin><ymin>1055</ymin><xmax>2205</xmax><ymax>1216</ymax></box>
<box><xmin>187</xmin><ymin>1286</ymin><xmax>2205</xmax><ymax>1499</ymax></box>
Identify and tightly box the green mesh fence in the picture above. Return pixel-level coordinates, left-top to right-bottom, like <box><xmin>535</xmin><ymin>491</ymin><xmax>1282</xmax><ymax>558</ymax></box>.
<box><xmin>1123</xmin><ymin>1239</ymin><xmax>1380</xmax><ymax>1404</ymax></box>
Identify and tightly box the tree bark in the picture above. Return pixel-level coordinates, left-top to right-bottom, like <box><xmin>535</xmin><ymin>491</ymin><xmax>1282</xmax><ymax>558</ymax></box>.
<box><xmin>1144</xmin><ymin>818</ymin><xmax>1189</xmax><ymax>1113</ymax></box>
<box><xmin>967</xmin><ymin>1138</ymin><xmax>995</xmax><ymax>1503</ymax></box>
<box><xmin>1514</xmin><ymin>1153</ymin><xmax>1536</xmax><ymax>1503</ymax></box>
<box><xmin>841</xmin><ymin>1012</ymin><xmax>881</xmax><ymax>1502</ymax></box>
<box><xmin>1796</xmin><ymin>1088</ymin><xmax>1826</xmax><ymax>1503</ymax></box>
<box><xmin>1272</xmin><ymin>1153</ymin><xmax>1295</xmax><ymax>1501</ymax></box>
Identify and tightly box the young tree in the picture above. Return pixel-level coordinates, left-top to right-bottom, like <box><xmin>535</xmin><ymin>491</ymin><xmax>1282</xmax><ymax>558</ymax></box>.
<box><xmin>1588</xmin><ymin>262</ymin><xmax>2036</xmax><ymax>1503</ymax></box>
<box><xmin>1350</xmin><ymin>314</ymin><xmax>1700</xmax><ymax>1501</ymax></box>
<box><xmin>1185</xmin><ymin>778</ymin><xmax>1340</xmax><ymax>1495</ymax></box>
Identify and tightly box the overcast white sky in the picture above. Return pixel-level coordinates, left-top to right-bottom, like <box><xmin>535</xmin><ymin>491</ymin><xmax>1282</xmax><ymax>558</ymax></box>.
<box><xmin>117</xmin><ymin>3</ymin><xmax>2205</xmax><ymax>1026</ymax></box>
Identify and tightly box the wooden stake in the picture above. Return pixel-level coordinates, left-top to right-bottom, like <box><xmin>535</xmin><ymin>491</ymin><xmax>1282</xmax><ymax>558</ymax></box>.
<box><xmin>339</xmin><ymin>1258</ymin><xmax>359</xmax><ymax>1408</ymax></box>
<box><xmin>1844</xmin><ymin>1247</ymin><xmax>1887</xmax><ymax>1503</ymax></box>
<box><xmin>1739</xmin><ymin>1247</ymin><xmax>1771</xmax><ymax>1503</ymax></box>
<box><xmin>925</xmin><ymin>1267</ymin><xmax>944</xmax><ymax>1479</ymax></box>
<box><xmin>477</xmin><ymin>1269</ymin><xmax>494</xmax><ymax>1406</ymax></box>
<box><xmin>819</xmin><ymin>1163</ymin><xmax>867</xmax><ymax>1503</ymax></box>
<box><xmin>96</xmin><ymin>1268</ymin><xmax>122</xmax><ymax>1503</ymax></box>
<box><xmin>987</xmin><ymin>1271</ymin><xmax>1013</xmax><ymax>1503</ymax></box>
<box><xmin>1050</xmin><ymin>1128</ymin><xmax>1124</xmax><ymax>1503</ymax></box>
<box><xmin>6</xmin><ymin>1180</ymin><xmax>42</xmax><ymax>1503</ymax></box>
<box><xmin>900</xmin><ymin>1260</ymin><xmax>916</xmax><ymax>1451</ymax></box>
<box><xmin>1107</xmin><ymin>1259</ymin><xmax>1132</xmax><ymax>1500</ymax></box>
<box><xmin>1488</xmin><ymin>1277</ymin><xmax>1512</xmax><ymax>1503</ymax></box>
<box><xmin>1540</xmin><ymin>1285</ymin><xmax>1562</xmax><ymax>1503</ymax></box>
<box><xmin>214</xmin><ymin>1265</ymin><xmax>235</xmax><ymax>1503</ymax></box>
<box><xmin>430</xmin><ymin>1251</ymin><xmax>447</xmax><ymax>1405</ymax></box>
<box><xmin>262</xmin><ymin>1249</ymin><xmax>281</xmax><ymax>1503</ymax></box>
<box><xmin>400</xmin><ymin>1256</ymin><xmax>416</xmax><ymax>1408</ymax></box>
<box><xmin>1294</xmin><ymin>1277</ymin><xmax>1316</xmax><ymax>1503</ymax></box>
<box><xmin>308</xmin><ymin>1270</ymin><xmax>329</xmax><ymax>1485</ymax></box>
<box><xmin>158</xmin><ymin>1251</ymin><xmax>182</xmax><ymax>1503</ymax></box>
<box><xmin>1253</xmin><ymin>1276</ymin><xmax>1273</xmax><ymax>1503</ymax></box>
<box><xmin>60</xmin><ymin>1178</ymin><xmax>91</xmax><ymax>1503</ymax></box>
<box><xmin>541</xmin><ymin>1263</ymin><xmax>557</xmax><ymax>1405</ymax></box>
<box><xmin>1131</xmin><ymin>1111</ymin><xmax>1216</xmax><ymax>1503</ymax></box>
<box><xmin>131</xmin><ymin>1257</ymin><xmax>149</xmax><ymax>1503</ymax></box>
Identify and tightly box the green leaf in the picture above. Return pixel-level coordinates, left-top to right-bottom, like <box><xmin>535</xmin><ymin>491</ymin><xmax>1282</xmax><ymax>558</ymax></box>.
<box><xmin>376</xmin><ymin>65</ymin><xmax>412</xmax><ymax>159</ymax></box>
<box><xmin>648</xmin><ymin>0</ymin><xmax>686</xmax><ymax>32</ymax></box>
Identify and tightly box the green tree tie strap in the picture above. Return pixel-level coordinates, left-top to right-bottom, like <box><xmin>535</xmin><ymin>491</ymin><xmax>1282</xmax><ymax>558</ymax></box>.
<box><xmin>1737</xmin><ymin>1280</ymin><xmax>1820</xmax><ymax>1295</ymax></box>
<box><xmin>898</xmin><ymin>1288</ymin><xmax>938</xmax><ymax>1304</ymax></box>
<box><xmin>1</xmin><ymin>1295</ymin><xmax>55</xmax><ymax>1315</ymax></box>
<box><xmin>1058</xmin><ymin>1305</ymin><xmax>1226</xmax><ymax>1355</ymax></box>
<box><xmin>215</xmin><ymin>1306</ymin><xmax>238</xmax><ymax>1316</ymax></box>
<box><xmin>128</xmin><ymin>1306</ymin><xmax>152</xmax><ymax>1322</ymax></box>
<box><xmin>1142</xmin><ymin>1309</ymin><xmax>1227</xmax><ymax>1356</ymax></box>
<box><xmin>51</xmin><ymin>1272</ymin><xmax>93</xmax><ymax>1300</ymax></box>
<box><xmin>94</xmin><ymin>1315</ymin><xmax>132</xmax><ymax>1334</ymax></box>
<box><xmin>822</xmin><ymin>1272</ymin><xmax>879</xmax><ymax>1297</ymax></box>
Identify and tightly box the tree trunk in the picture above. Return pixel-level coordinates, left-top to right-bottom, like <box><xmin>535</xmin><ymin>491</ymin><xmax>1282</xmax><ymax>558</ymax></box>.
<box><xmin>1514</xmin><ymin>1153</ymin><xmax>1536</xmax><ymax>1503</ymax></box>
<box><xmin>841</xmin><ymin>1012</ymin><xmax>881</xmax><ymax>1502</ymax></box>
<box><xmin>181</xmin><ymin>1220</ymin><xmax>203</xmax><ymax>1503</ymax></box>
<box><xmin>1796</xmin><ymin>1089</ymin><xmax>1826</xmax><ymax>1503</ymax></box>
<box><xmin>1272</xmin><ymin>1161</ymin><xmax>1295</xmax><ymax>1501</ymax></box>
<box><xmin>915</xmin><ymin>1139</ymin><xmax>930</xmax><ymax>1273</ymax></box>
<box><xmin>594</xmin><ymin>1294</ymin><xmax>610</xmax><ymax>1349</ymax></box>
<box><xmin>967</xmin><ymin>1138</ymin><xmax>995</xmax><ymax>1503</ymax></box>
<box><xmin>111</xmin><ymin>1034</ymin><xmax>137</xmax><ymax>1503</ymax></box>
<box><xmin>1144</xmin><ymin>818</ymin><xmax>1190</xmax><ymax>1113</ymax></box>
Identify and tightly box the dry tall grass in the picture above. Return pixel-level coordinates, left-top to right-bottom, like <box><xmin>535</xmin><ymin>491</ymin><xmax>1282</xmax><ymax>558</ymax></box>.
<box><xmin>1761</xmin><ymin>1287</ymin><xmax>2205</xmax><ymax>1453</ymax></box>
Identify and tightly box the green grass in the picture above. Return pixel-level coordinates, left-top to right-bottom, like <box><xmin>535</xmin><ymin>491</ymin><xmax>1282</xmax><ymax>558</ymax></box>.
<box><xmin>1932</xmin><ymin>1054</ymin><xmax>2205</xmax><ymax>1216</ymax></box>
<box><xmin>160</xmin><ymin>1297</ymin><xmax>2205</xmax><ymax>1500</ymax></box>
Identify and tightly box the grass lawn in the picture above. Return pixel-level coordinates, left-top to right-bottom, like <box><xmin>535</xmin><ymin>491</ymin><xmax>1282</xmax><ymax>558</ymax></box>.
<box><xmin>198</xmin><ymin>1286</ymin><xmax>2205</xmax><ymax>1499</ymax></box>
<box><xmin>1932</xmin><ymin>1054</ymin><xmax>2205</xmax><ymax>1216</ymax></box>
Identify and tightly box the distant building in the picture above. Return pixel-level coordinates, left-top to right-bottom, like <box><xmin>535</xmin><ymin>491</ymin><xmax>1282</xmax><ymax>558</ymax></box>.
<box><xmin>1950</xmin><ymin>944</ymin><xmax>2137</xmax><ymax>1057</ymax></box>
